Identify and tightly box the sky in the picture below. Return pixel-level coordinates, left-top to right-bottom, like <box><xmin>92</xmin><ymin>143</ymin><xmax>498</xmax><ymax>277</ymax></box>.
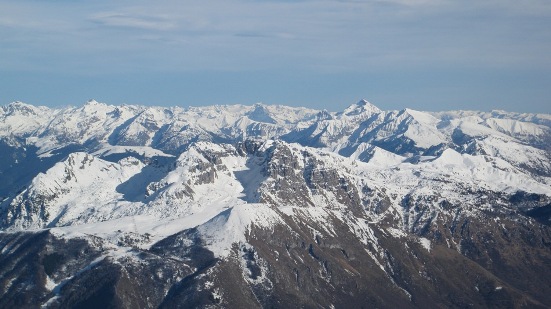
<box><xmin>1</xmin><ymin>0</ymin><xmax>550</xmax><ymax>113</ymax></box>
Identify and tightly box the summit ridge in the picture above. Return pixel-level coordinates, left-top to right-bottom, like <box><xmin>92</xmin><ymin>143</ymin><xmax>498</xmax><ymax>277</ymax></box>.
<box><xmin>1</xmin><ymin>99</ymin><xmax>550</xmax><ymax>308</ymax></box>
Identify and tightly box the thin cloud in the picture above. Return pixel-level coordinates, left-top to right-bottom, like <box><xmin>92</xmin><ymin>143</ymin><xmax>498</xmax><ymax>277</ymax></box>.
<box><xmin>89</xmin><ymin>12</ymin><xmax>176</xmax><ymax>31</ymax></box>
<box><xmin>2</xmin><ymin>0</ymin><xmax>551</xmax><ymax>71</ymax></box>
<box><xmin>375</xmin><ymin>0</ymin><xmax>446</xmax><ymax>5</ymax></box>
<box><xmin>234</xmin><ymin>32</ymin><xmax>296</xmax><ymax>39</ymax></box>
<box><xmin>1</xmin><ymin>0</ymin><xmax>551</xmax><ymax>112</ymax></box>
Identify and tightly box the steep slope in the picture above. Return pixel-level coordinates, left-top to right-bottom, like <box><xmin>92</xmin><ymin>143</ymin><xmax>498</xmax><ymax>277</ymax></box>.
<box><xmin>1</xmin><ymin>153</ymin><xmax>147</xmax><ymax>229</ymax></box>
<box><xmin>1</xmin><ymin>100</ymin><xmax>550</xmax><ymax>308</ymax></box>
<box><xmin>283</xmin><ymin>102</ymin><xmax>551</xmax><ymax>177</ymax></box>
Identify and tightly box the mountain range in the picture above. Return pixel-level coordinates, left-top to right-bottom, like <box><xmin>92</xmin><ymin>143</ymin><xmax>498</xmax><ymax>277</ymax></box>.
<box><xmin>1</xmin><ymin>99</ymin><xmax>550</xmax><ymax>308</ymax></box>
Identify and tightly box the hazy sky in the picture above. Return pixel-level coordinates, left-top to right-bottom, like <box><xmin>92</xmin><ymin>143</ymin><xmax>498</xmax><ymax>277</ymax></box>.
<box><xmin>1</xmin><ymin>0</ymin><xmax>550</xmax><ymax>113</ymax></box>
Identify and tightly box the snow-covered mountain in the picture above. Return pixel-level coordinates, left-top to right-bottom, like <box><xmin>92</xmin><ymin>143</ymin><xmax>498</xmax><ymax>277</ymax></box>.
<box><xmin>1</xmin><ymin>100</ymin><xmax>551</xmax><ymax>308</ymax></box>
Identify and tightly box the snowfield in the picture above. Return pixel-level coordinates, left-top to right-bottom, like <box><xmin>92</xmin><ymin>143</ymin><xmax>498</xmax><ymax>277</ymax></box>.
<box><xmin>1</xmin><ymin>99</ymin><xmax>551</xmax><ymax>308</ymax></box>
<box><xmin>1</xmin><ymin>100</ymin><xmax>550</xmax><ymax>249</ymax></box>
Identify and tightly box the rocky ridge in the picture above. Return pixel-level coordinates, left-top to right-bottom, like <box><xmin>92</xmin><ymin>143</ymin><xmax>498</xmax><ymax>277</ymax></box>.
<box><xmin>0</xmin><ymin>100</ymin><xmax>550</xmax><ymax>308</ymax></box>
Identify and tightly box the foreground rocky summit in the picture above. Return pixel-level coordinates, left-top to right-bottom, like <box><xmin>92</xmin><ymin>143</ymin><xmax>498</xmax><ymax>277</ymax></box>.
<box><xmin>1</xmin><ymin>100</ymin><xmax>550</xmax><ymax>308</ymax></box>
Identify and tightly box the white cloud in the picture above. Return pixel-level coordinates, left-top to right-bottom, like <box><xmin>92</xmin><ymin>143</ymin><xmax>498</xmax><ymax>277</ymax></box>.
<box><xmin>1</xmin><ymin>0</ymin><xmax>551</xmax><ymax>73</ymax></box>
<box><xmin>89</xmin><ymin>12</ymin><xmax>176</xmax><ymax>31</ymax></box>
<box><xmin>375</xmin><ymin>0</ymin><xmax>447</xmax><ymax>6</ymax></box>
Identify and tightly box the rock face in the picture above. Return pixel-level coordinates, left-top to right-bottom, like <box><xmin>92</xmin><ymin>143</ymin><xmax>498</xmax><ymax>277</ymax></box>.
<box><xmin>1</xmin><ymin>100</ymin><xmax>551</xmax><ymax>308</ymax></box>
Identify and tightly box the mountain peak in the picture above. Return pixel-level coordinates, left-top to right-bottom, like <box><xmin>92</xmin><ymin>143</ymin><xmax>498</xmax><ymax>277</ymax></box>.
<box><xmin>2</xmin><ymin>101</ymin><xmax>47</xmax><ymax>116</ymax></box>
<box><xmin>402</xmin><ymin>108</ymin><xmax>439</xmax><ymax>125</ymax></box>
<box><xmin>342</xmin><ymin>99</ymin><xmax>382</xmax><ymax>117</ymax></box>
<box><xmin>2</xmin><ymin>100</ymin><xmax>551</xmax><ymax>308</ymax></box>
<box><xmin>5</xmin><ymin>101</ymin><xmax>35</xmax><ymax>109</ymax></box>
<box><xmin>85</xmin><ymin>99</ymin><xmax>101</xmax><ymax>105</ymax></box>
<box><xmin>357</xmin><ymin>99</ymin><xmax>370</xmax><ymax>105</ymax></box>
<box><xmin>83</xmin><ymin>99</ymin><xmax>109</xmax><ymax>108</ymax></box>
<box><xmin>246</xmin><ymin>103</ymin><xmax>277</xmax><ymax>124</ymax></box>
<box><xmin>316</xmin><ymin>109</ymin><xmax>333</xmax><ymax>121</ymax></box>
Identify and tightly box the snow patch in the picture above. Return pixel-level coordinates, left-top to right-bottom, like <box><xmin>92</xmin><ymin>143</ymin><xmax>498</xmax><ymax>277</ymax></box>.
<box><xmin>197</xmin><ymin>204</ymin><xmax>284</xmax><ymax>258</ymax></box>
<box><xmin>387</xmin><ymin>227</ymin><xmax>407</xmax><ymax>238</ymax></box>
<box><xmin>419</xmin><ymin>237</ymin><xmax>431</xmax><ymax>252</ymax></box>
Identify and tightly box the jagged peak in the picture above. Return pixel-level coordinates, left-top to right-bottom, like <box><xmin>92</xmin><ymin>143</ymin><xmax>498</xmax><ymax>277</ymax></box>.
<box><xmin>85</xmin><ymin>99</ymin><xmax>102</xmax><ymax>105</ymax></box>
<box><xmin>7</xmin><ymin>100</ymin><xmax>28</xmax><ymax>106</ymax></box>
<box><xmin>63</xmin><ymin>151</ymin><xmax>98</xmax><ymax>165</ymax></box>
<box><xmin>2</xmin><ymin>101</ymin><xmax>49</xmax><ymax>116</ymax></box>
<box><xmin>357</xmin><ymin>98</ymin><xmax>371</xmax><ymax>105</ymax></box>
<box><xmin>402</xmin><ymin>108</ymin><xmax>439</xmax><ymax>125</ymax></box>
<box><xmin>316</xmin><ymin>109</ymin><xmax>333</xmax><ymax>121</ymax></box>
<box><xmin>79</xmin><ymin>99</ymin><xmax>113</xmax><ymax>114</ymax></box>
<box><xmin>83</xmin><ymin>99</ymin><xmax>110</xmax><ymax>108</ymax></box>
<box><xmin>246</xmin><ymin>103</ymin><xmax>277</xmax><ymax>124</ymax></box>
<box><xmin>341</xmin><ymin>99</ymin><xmax>382</xmax><ymax>117</ymax></box>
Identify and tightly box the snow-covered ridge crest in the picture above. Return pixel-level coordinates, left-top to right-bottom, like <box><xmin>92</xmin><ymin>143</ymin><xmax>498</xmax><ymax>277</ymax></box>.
<box><xmin>2</xmin><ymin>137</ymin><xmax>550</xmax><ymax>231</ymax></box>
<box><xmin>2</xmin><ymin>100</ymin><xmax>551</xmax><ymax>308</ymax></box>
<box><xmin>0</xmin><ymin>100</ymin><xmax>550</xmax><ymax>262</ymax></box>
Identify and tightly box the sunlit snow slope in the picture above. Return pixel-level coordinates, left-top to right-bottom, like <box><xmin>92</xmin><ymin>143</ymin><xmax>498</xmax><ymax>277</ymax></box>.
<box><xmin>1</xmin><ymin>99</ymin><xmax>551</xmax><ymax>308</ymax></box>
